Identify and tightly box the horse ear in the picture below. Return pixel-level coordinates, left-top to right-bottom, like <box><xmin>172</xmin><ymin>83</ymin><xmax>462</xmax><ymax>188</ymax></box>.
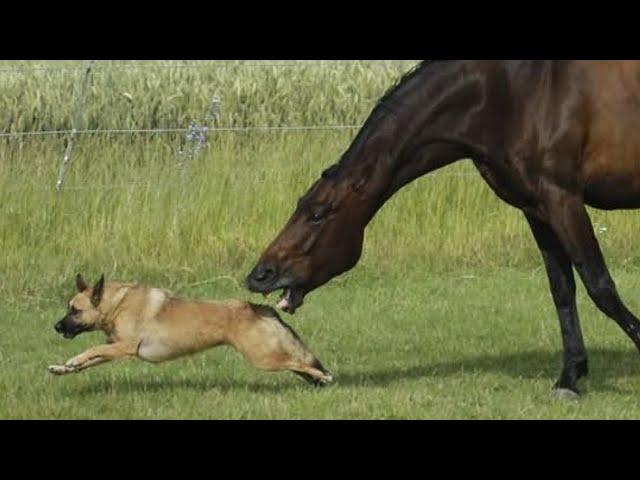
<box><xmin>321</xmin><ymin>164</ymin><xmax>340</xmax><ymax>179</ymax></box>
<box><xmin>76</xmin><ymin>273</ymin><xmax>88</xmax><ymax>292</ymax></box>
<box><xmin>91</xmin><ymin>274</ymin><xmax>105</xmax><ymax>306</ymax></box>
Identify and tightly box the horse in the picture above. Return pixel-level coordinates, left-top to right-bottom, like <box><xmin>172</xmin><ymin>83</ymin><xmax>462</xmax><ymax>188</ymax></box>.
<box><xmin>246</xmin><ymin>60</ymin><xmax>640</xmax><ymax>397</ymax></box>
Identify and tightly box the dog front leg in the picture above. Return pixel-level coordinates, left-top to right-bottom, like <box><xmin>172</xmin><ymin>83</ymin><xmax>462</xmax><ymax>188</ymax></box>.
<box><xmin>48</xmin><ymin>343</ymin><xmax>134</xmax><ymax>375</ymax></box>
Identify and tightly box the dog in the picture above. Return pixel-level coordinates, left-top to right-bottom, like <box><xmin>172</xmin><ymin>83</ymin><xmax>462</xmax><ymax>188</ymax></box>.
<box><xmin>48</xmin><ymin>274</ymin><xmax>333</xmax><ymax>386</ymax></box>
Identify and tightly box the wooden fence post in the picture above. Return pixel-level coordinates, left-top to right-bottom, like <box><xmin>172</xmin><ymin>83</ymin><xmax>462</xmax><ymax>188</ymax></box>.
<box><xmin>55</xmin><ymin>60</ymin><xmax>94</xmax><ymax>193</ymax></box>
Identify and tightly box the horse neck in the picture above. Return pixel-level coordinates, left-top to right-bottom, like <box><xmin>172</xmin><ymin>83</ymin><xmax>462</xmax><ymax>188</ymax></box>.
<box><xmin>347</xmin><ymin>61</ymin><xmax>489</xmax><ymax>219</ymax></box>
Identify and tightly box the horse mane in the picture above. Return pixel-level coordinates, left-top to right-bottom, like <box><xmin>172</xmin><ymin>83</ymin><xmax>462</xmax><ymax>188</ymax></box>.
<box><xmin>375</xmin><ymin>60</ymin><xmax>430</xmax><ymax>110</ymax></box>
<box><xmin>322</xmin><ymin>60</ymin><xmax>444</xmax><ymax>180</ymax></box>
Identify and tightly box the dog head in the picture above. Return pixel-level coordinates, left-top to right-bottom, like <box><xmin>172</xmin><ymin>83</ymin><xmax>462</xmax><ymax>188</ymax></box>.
<box><xmin>54</xmin><ymin>274</ymin><xmax>106</xmax><ymax>339</ymax></box>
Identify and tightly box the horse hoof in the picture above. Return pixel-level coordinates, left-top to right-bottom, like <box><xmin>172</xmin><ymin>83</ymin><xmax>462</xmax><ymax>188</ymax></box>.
<box><xmin>550</xmin><ymin>388</ymin><xmax>580</xmax><ymax>401</ymax></box>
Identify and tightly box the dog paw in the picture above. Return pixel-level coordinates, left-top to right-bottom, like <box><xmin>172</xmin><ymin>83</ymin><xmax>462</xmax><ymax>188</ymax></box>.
<box><xmin>315</xmin><ymin>373</ymin><xmax>334</xmax><ymax>387</ymax></box>
<box><xmin>48</xmin><ymin>364</ymin><xmax>73</xmax><ymax>375</ymax></box>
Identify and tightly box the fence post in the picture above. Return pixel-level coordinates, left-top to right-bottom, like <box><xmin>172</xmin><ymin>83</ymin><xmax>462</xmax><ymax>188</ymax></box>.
<box><xmin>55</xmin><ymin>60</ymin><xmax>94</xmax><ymax>193</ymax></box>
<box><xmin>209</xmin><ymin>94</ymin><xmax>221</xmax><ymax>126</ymax></box>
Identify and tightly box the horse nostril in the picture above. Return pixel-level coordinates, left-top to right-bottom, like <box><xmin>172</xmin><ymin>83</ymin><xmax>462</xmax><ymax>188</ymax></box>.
<box><xmin>252</xmin><ymin>264</ymin><xmax>277</xmax><ymax>283</ymax></box>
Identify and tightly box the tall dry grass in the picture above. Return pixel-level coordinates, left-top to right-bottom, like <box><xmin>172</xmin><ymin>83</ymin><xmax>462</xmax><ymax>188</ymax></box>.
<box><xmin>1</xmin><ymin>61</ymin><xmax>638</xmax><ymax>304</ymax></box>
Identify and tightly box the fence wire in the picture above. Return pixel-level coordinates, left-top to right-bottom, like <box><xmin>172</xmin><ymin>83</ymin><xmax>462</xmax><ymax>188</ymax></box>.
<box><xmin>0</xmin><ymin>60</ymin><xmax>420</xmax><ymax>76</ymax></box>
<box><xmin>2</xmin><ymin>171</ymin><xmax>480</xmax><ymax>194</ymax></box>
<box><xmin>0</xmin><ymin>125</ymin><xmax>363</xmax><ymax>139</ymax></box>
<box><xmin>1</xmin><ymin>60</ymin><xmax>461</xmax><ymax>195</ymax></box>
<box><xmin>0</xmin><ymin>60</ymin><xmax>417</xmax><ymax>139</ymax></box>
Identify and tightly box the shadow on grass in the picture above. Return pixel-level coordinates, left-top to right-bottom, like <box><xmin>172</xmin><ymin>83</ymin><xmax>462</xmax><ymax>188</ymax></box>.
<box><xmin>72</xmin><ymin>373</ymin><xmax>318</xmax><ymax>396</ymax></box>
<box><xmin>71</xmin><ymin>348</ymin><xmax>640</xmax><ymax>396</ymax></box>
<box><xmin>336</xmin><ymin>347</ymin><xmax>640</xmax><ymax>394</ymax></box>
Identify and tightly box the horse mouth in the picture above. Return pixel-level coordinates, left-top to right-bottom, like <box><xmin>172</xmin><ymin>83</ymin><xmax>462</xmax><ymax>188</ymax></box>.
<box><xmin>246</xmin><ymin>271</ymin><xmax>306</xmax><ymax>314</ymax></box>
<box><xmin>277</xmin><ymin>288</ymin><xmax>303</xmax><ymax>314</ymax></box>
<box><xmin>257</xmin><ymin>286</ymin><xmax>304</xmax><ymax>314</ymax></box>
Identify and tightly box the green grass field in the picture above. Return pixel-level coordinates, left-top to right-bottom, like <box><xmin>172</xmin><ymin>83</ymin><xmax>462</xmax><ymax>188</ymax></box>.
<box><xmin>3</xmin><ymin>61</ymin><xmax>640</xmax><ymax>419</ymax></box>
<box><xmin>4</xmin><ymin>267</ymin><xmax>640</xmax><ymax>419</ymax></box>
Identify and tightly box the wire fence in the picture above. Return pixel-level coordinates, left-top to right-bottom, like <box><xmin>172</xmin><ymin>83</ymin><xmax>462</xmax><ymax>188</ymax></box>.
<box><xmin>0</xmin><ymin>59</ymin><xmax>480</xmax><ymax>194</ymax></box>
<box><xmin>0</xmin><ymin>124</ymin><xmax>363</xmax><ymax>138</ymax></box>
<box><xmin>2</xmin><ymin>171</ymin><xmax>480</xmax><ymax>194</ymax></box>
<box><xmin>0</xmin><ymin>60</ymin><xmax>420</xmax><ymax>139</ymax></box>
<box><xmin>0</xmin><ymin>60</ymin><xmax>420</xmax><ymax>76</ymax></box>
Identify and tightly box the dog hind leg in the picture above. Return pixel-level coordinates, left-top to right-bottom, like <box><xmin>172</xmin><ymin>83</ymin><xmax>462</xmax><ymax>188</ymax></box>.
<box><xmin>290</xmin><ymin>360</ymin><xmax>334</xmax><ymax>387</ymax></box>
<box><xmin>232</xmin><ymin>305</ymin><xmax>333</xmax><ymax>385</ymax></box>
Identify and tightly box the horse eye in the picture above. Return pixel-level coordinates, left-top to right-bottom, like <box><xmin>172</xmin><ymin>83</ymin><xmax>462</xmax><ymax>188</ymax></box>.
<box><xmin>309</xmin><ymin>212</ymin><xmax>323</xmax><ymax>223</ymax></box>
<box><xmin>309</xmin><ymin>206</ymin><xmax>328</xmax><ymax>223</ymax></box>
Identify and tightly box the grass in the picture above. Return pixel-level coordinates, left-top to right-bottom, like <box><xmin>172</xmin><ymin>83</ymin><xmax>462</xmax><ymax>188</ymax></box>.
<box><xmin>4</xmin><ymin>132</ymin><xmax>640</xmax><ymax>305</ymax></box>
<box><xmin>4</xmin><ymin>267</ymin><xmax>640</xmax><ymax>419</ymax></box>
<box><xmin>3</xmin><ymin>60</ymin><xmax>640</xmax><ymax>418</ymax></box>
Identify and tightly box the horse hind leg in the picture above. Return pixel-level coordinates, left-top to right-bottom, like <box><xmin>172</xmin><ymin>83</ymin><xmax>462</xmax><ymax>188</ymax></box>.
<box><xmin>542</xmin><ymin>190</ymin><xmax>640</xmax><ymax>354</ymax></box>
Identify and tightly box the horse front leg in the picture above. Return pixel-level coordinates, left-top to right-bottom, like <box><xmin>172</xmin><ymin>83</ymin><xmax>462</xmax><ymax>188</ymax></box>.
<box><xmin>525</xmin><ymin>213</ymin><xmax>588</xmax><ymax>397</ymax></box>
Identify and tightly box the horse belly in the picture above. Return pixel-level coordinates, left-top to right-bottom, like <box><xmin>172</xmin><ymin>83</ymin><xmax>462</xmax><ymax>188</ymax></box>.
<box><xmin>582</xmin><ymin>66</ymin><xmax>640</xmax><ymax>209</ymax></box>
<box><xmin>582</xmin><ymin>145</ymin><xmax>640</xmax><ymax>210</ymax></box>
<box><xmin>584</xmin><ymin>175</ymin><xmax>640</xmax><ymax>210</ymax></box>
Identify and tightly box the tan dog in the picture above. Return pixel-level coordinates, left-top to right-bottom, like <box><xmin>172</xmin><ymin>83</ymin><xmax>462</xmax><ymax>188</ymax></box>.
<box><xmin>48</xmin><ymin>274</ymin><xmax>333</xmax><ymax>386</ymax></box>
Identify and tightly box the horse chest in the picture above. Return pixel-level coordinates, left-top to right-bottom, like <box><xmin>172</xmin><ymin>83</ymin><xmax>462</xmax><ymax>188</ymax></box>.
<box><xmin>473</xmin><ymin>157</ymin><xmax>537</xmax><ymax>209</ymax></box>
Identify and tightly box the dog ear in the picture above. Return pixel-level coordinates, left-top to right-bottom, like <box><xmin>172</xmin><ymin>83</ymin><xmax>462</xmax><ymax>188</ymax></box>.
<box><xmin>91</xmin><ymin>274</ymin><xmax>105</xmax><ymax>306</ymax></box>
<box><xmin>76</xmin><ymin>273</ymin><xmax>88</xmax><ymax>292</ymax></box>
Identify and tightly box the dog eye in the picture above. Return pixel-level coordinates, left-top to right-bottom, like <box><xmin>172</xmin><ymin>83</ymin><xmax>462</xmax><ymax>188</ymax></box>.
<box><xmin>69</xmin><ymin>306</ymin><xmax>80</xmax><ymax>315</ymax></box>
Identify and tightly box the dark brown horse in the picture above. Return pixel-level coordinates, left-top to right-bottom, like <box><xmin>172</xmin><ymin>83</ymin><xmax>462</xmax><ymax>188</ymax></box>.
<box><xmin>246</xmin><ymin>60</ymin><xmax>640</xmax><ymax>396</ymax></box>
